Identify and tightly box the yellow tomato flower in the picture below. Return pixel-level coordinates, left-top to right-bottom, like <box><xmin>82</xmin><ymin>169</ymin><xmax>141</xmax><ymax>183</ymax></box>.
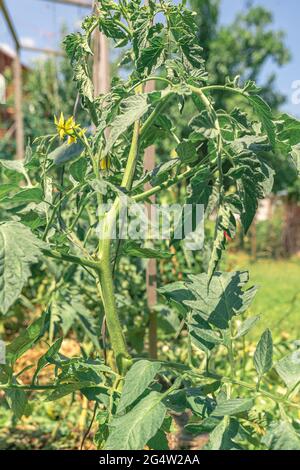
<box><xmin>54</xmin><ymin>113</ymin><xmax>85</xmax><ymax>145</ymax></box>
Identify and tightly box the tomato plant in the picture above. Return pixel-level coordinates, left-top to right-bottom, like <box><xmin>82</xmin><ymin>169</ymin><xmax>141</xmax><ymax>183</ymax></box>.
<box><xmin>1</xmin><ymin>0</ymin><xmax>300</xmax><ymax>450</ymax></box>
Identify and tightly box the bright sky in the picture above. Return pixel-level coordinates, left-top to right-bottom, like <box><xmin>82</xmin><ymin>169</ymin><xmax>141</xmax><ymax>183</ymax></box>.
<box><xmin>0</xmin><ymin>0</ymin><xmax>299</xmax><ymax>115</ymax></box>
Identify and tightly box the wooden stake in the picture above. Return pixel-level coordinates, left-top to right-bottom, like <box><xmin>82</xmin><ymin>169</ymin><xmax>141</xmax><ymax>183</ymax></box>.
<box><xmin>144</xmin><ymin>79</ymin><xmax>158</xmax><ymax>359</ymax></box>
<box><xmin>143</xmin><ymin>0</ymin><xmax>157</xmax><ymax>359</ymax></box>
<box><xmin>93</xmin><ymin>30</ymin><xmax>110</xmax><ymax>96</ymax></box>
<box><xmin>13</xmin><ymin>49</ymin><xmax>24</xmax><ymax>160</ymax></box>
<box><xmin>0</xmin><ymin>1</ymin><xmax>24</xmax><ymax>159</ymax></box>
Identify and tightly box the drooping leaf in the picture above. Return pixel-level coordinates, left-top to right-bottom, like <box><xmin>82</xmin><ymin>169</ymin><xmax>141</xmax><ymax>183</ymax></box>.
<box><xmin>230</xmin><ymin>150</ymin><xmax>274</xmax><ymax>232</ymax></box>
<box><xmin>0</xmin><ymin>159</ymin><xmax>27</xmax><ymax>177</ymax></box>
<box><xmin>63</xmin><ymin>31</ymin><xmax>95</xmax><ymax>104</ymax></box>
<box><xmin>184</xmin><ymin>271</ymin><xmax>257</xmax><ymax>330</ymax></box>
<box><xmin>105</xmin><ymin>391</ymin><xmax>166</xmax><ymax>450</ymax></box>
<box><xmin>211</xmin><ymin>398</ymin><xmax>254</xmax><ymax>417</ymax></box>
<box><xmin>190</xmin><ymin>110</ymin><xmax>219</xmax><ymax>140</ymax></box>
<box><xmin>6</xmin><ymin>388</ymin><xmax>28</xmax><ymax>420</ymax></box>
<box><xmin>262</xmin><ymin>421</ymin><xmax>300</xmax><ymax>450</ymax></box>
<box><xmin>208</xmin><ymin>200</ymin><xmax>238</xmax><ymax>278</ymax></box>
<box><xmin>254</xmin><ymin>329</ymin><xmax>273</xmax><ymax>378</ymax></box>
<box><xmin>188</xmin><ymin>313</ymin><xmax>222</xmax><ymax>354</ymax></box>
<box><xmin>46</xmin><ymin>381</ymin><xmax>95</xmax><ymax>401</ymax></box>
<box><xmin>99</xmin><ymin>14</ymin><xmax>128</xmax><ymax>41</ymax></box>
<box><xmin>275</xmin><ymin>350</ymin><xmax>300</xmax><ymax>390</ymax></box>
<box><xmin>117</xmin><ymin>360</ymin><xmax>161</xmax><ymax>413</ymax></box>
<box><xmin>235</xmin><ymin>315</ymin><xmax>260</xmax><ymax>339</ymax></box>
<box><xmin>205</xmin><ymin>418</ymin><xmax>241</xmax><ymax>450</ymax></box>
<box><xmin>169</xmin><ymin>7</ymin><xmax>204</xmax><ymax>69</ymax></box>
<box><xmin>0</xmin><ymin>222</ymin><xmax>46</xmax><ymax>314</ymax></box>
<box><xmin>32</xmin><ymin>337</ymin><xmax>63</xmax><ymax>384</ymax></box>
<box><xmin>1</xmin><ymin>187</ymin><xmax>43</xmax><ymax>205</ymax></box>
<box><xmin>0</xmin><ymin>183</ymin><xmax>19</xmax><ymax>200</ymax></box>
<box><xmin>70</xmin><ymin>157</ymin><xmax>87</xmax><ymax>182</ymax></box>
<box><xmin>176</xmin><ymin>140</ymin><xmax>198</xmax><ymax>164</ymax></box>
<box><xmin>51</xmin><ymin>298</ymin><xmax>101</xmax><ymax>350</ymax></box>
<box><xmin>6</xmin><ymin>312</ymin><xmax>50</xmax><ymax>365</ymax></box>
<box><xmin>150</xmin><ymin>159</ymin><xmax>180</xmax><ymax>186</ymax></box>
<box><xmin>276</xmin><ymin>113</ymin><xmax>300</xmax><ymax>147</ymax></box>
<box><xmin>131</xmin><ymin>6</ymin><xmax>152</xmax><ymax>58</ymax></box>
<box><xmin>49</xmin><ymin>142</ymin><xmax>84</xmax><ymax>165</ymax></box>
<box><xmin>290</xmin><ymin>144</ymin><xmax>300</xmax><ymax>176</ymax></box>
<box><xmin>137</xmin><ymin>35</ymin><xmax>165</xmax><ymax>76</ymax></box>
<box><xmin>246</xmin><ymin>94</ymin><xmax>276</xmax><ymax>147</ymax></box>
<box><xmin>105</xmin><ymin>94</ymin><xmax>150</xmax><ymax>155</ymax></box>
<box><xmin>159</xmin><ymin>280</ymin><xmax>195</xmax><ymax>316</ymax></box>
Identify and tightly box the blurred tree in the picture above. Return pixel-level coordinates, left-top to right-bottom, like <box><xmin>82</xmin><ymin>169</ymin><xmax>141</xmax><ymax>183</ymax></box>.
<box><xmin>190</xmin><ymin>0</ymin><xmax>290</xmax><ymax>108</ymax></box>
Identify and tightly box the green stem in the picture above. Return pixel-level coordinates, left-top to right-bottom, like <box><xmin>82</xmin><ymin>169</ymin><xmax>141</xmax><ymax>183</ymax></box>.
<box><xmin>115</xmin><ymin>19</ymin><xmax>132</xmax><ymax>37</ymax></box>
<box><xmin>222</xmin><ymin>377</ymin><xmax>300</xmax><ymax>410</ymax></box>
<box><xmin>97</xmin><ymin>107</ymin><xmax>142</xmax><ymax>374</ymax></box>
<box><xmin>199</xmin><ymin>84</ymin><xmax>266</xmax><ymax>125</ymax></box>
<box><xmin>127</xmin><ymin>76</ymin><xmax>172</xmax><ymax>95</ymax></box>
<box><xmin>133</xmin><ymin>166</ymin><xmax>194</xmax><ymax>202</ymax></box>
<box><xmin>189</xmin><ymin>84</ymin><xmax>222</xmax><ymax>154</ymax></box>
<box><xmin>43</xmin><ymin>248</ymin><xmax>99</xmax><ymax>270</ymax></box>
<box><xmin>200</xmin><ymin>85</ymin><xmax>248</xmax><ymax>96</ymax></box>
<box><xmin>189</xmin><ymin>369</ymin><xmax>300</xmax><ymax>410</ymax></box>
<box><xmin>228</xmin><ymin>322</ymin><xmax>236</xmax><ymax>380</ymax></box>
<box><xmin>98</xmin><ymin>199</ymin><xmax>131</xmax><ymax>374</ymax></box>
<box><xmin>68</xmin><ymin>192</ymin><xmax>91</xmax><ymax>232</ymax></box>
<box><xmin>121</xmin><ymin>120</ymin><xmax>140</xmax><ymax>190</ymax></box>
<box><xmin>139</xmin><ymin>91</ymin><xmax>173</xmax><ymax>144</ymax></box>
<box><xmin>98</xmin><ymin>242</ymin><xmax>130</xmax><ymax>375</ymax></box>
<box><xmin>43</xmin><ymin>184</ymin><xmax>86</xmax><ymax>241</ymax></box>
<box><xmin>0</xmin><ymin>383</ymin><xmax>112</xmax><ymax>391</ymax></box>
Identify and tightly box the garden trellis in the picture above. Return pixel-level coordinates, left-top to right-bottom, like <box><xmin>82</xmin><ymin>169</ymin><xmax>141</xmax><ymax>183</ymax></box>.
<box><xmin>0</xmin><ymin>0</ymin><xmax>106</xmax><ymax>160</ymax></box>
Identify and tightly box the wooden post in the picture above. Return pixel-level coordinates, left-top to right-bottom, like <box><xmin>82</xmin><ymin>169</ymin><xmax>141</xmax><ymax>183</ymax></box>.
<box><xmin>144</xmin><ymin>79</ymin><xmax>158</xmax><ymax>359</ymax></box>
<box><xmin>0</xmin><ymin>0</ymin><xmax>24</xmax><ymax>159</ymax></box>
<box><xmin>93</xmin><ymin>30</ymin><xmax>110</xmax><ymax>96</ymax></box>
<box><xmin>143</xmin><ymin>0</ymin><xmax>157</xmax><ymax>359</ymax></box>
<box><xmin>13</xmin><ymin>48</ymin><xmax>24</xmax><ymax>160</ymax></box>
<box><xmin>93</xmin><ymin>0</ymin><xmax>109</xmax><ymax>97</ymax></box>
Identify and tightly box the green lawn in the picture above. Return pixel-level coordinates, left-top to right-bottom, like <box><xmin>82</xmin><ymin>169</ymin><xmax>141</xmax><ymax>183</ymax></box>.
<box><xmin>224</xmin><ymin>253</ymin><xmax>300</xmax><ymax>341</ymax></box>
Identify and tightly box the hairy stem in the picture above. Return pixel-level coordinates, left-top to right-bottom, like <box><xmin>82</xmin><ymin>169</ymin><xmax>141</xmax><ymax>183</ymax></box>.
<box><xmin>122</xmin><ymin>120</ymin><xmax>141</xmax><ymax>190</ymax></box>
<box><xmin>97</xmin><ymin>106</ymin><xmax>141</xmax><ymax>374</ymax></box>
<box><xmin>139</xmin><ymin>91</ymin><xmax>172</xmax><ymax>144</ymax></box>
<box><xmin>98</xmin><ymin>232</ymin><xmax>130</xmax><ymax>374</ymax></box>
<box><xmin>43</xmin><ymin>248</ymin><xmax>99</xmax><ymax>270</ymax></box>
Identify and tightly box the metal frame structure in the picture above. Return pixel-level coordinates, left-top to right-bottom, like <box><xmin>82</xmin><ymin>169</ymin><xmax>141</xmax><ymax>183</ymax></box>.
<box><xmin>1</xmin><ymin>0</ymin><xmax>23</xmax><ymax>159</ymax></box>
<box><xmin>0</xmin><ymin>0</ymin><xmax>94</xmax><ymax>159</ymax></box>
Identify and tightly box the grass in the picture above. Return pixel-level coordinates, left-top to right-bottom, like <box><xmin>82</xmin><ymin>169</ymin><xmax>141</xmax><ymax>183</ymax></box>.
<box><xmin>224</xmin><ymin>252</ymin><xmax>300</xmax><ymax>341</ymax></box>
